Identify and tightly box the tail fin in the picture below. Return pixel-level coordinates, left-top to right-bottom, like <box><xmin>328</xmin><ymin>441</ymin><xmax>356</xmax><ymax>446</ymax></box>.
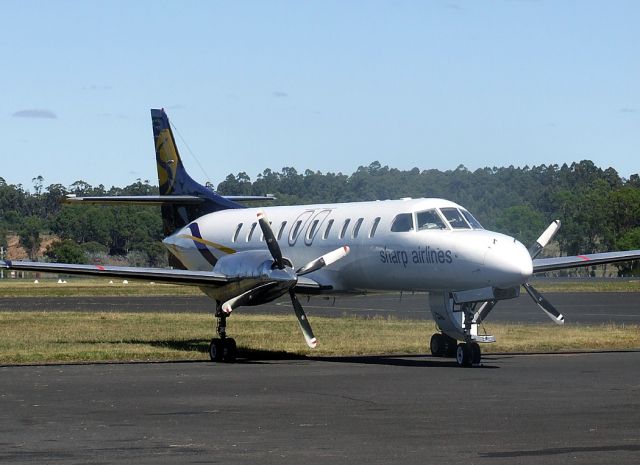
<box><xmin>151</xmin><ymin>108</ymin><xmax>241</xmax><ymax>236</ymax></box>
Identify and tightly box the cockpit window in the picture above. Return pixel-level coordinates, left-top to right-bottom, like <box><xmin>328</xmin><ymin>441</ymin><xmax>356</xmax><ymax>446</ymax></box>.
<box><xmin>440</xmin><ymin>208</ymin><xmax>471</xmax><ymax>229</ymax></box>
<box><xmin>461</xmin><ymin>210</ymin><xmax>483</xmax><ymax>229</ymax></box>
<box><xmin>416</xmin><ymin>209</ymin><xmax>447</xmax><ymax>230</ymax></box>
<box><xmin>391</xmin><ymin>213</ymin><xmax>414</xmax><ymax>232</ymax></box>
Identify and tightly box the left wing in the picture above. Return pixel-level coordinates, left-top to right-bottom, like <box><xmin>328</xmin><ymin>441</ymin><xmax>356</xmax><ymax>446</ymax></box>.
<box><xmin>0</xmin><ymin>260</ymin><xmax>230</xmax><ymax>286</ymax></box>
<box><xmin>0</xmin><ymin>259</ymin><xmax>328</xmax><ymax>291</ymax></box>
<box><xmin>533</xmin><ymin>250</ymin><xmax>640</xmax><ymax>273</ymax></box>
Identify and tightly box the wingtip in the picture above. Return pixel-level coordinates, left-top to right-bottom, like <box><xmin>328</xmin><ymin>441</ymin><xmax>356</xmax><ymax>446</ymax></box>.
<box><xmin>307</xmin><ymin>338</ymin><xmax>318</xmax><ymax>349</ymax></box>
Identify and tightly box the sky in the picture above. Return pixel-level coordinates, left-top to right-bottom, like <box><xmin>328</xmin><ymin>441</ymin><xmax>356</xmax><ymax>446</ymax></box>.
<box><xmin>2</xmin><ymin>0</ymin><xmax>639</xmax><ymax>192</ymax></box>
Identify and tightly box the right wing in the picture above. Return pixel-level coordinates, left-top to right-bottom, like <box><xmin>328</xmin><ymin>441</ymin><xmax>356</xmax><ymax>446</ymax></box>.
<box><xmin>533</xmin><ymin>250</ymin><xmax>640</xmax><ymax>273</ymax></box>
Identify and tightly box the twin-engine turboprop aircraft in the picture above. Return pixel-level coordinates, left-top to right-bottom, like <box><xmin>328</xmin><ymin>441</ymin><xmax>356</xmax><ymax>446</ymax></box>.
<box><xmin>3</xmin><ymin>109</ymin><xmax>640</xmax><ymax>367</ymax></box>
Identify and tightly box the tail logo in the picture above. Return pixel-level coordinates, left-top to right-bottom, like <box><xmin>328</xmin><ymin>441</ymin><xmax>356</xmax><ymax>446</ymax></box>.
<box><xmin>155</xmin><ymin>129</ymin><xmax>178</xmax><ymax>194</ymax></box>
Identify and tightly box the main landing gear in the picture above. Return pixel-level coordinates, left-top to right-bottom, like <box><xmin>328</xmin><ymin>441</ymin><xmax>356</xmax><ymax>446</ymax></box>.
<box><xmin>431</xmin><ymin>332</ymin><xmax>482</xmax><ymax>367</ymax></box>
<box><xmin>209</xmin><ymin>312</ymin><xmax>238</xmax><ymax>363</ymax></box>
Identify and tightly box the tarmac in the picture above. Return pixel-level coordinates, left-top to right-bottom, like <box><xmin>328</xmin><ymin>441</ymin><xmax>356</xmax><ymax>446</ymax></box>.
<box><xmin>2</xmin><ymin>291</ymin><xmax>639</xmax><ymax>324</ymax></box>
<box><xmin>1</xmin><ymin>352</ymin><xmax>640</xmax><ymax>464</ymax></box>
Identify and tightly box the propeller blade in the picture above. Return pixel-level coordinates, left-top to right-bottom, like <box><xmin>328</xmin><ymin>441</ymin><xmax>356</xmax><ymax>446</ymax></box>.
<box><xmin>522</xmin><ymin>282</ymin><xmax>565</xmax><ymax>324</ymax></box>
<box><xmin>220</xmin><ymin>282</ymin><xmax>278</xmax><ymax>314</ymax></box>
<box><xmin>529</xmin><ymin>220</ymin><xmax>561</xmax><ymax>259</ymax></box>
<box><xmin>257</xmin><ymin>211</ymin><xmax>284</xmax><ymax>269</ymax></box>
<box><xmin>296</xmin><ymin>246</ymin><xmax>350</xmax><ymax>276</ymax></box>
<box><xmin>289</xmin><ymin>289</ymin><xmax>317</xmax><ymax>348</ymax></box>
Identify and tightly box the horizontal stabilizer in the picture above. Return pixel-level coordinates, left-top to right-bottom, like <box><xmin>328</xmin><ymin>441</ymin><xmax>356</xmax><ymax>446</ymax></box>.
<box><xmin>64</xmin><ymin>194</ymin><xmax>275</xmax><ymax>205</ymax></box>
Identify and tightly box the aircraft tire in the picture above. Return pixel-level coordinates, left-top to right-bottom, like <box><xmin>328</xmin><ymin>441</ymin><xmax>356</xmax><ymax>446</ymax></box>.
<box><xmin>444</xmin><ymin>335</ymin><xmax>458</xmax><ymax>358</ymax></box>
<box><xmin>456</xmin><ymin>343</ymin><xmax>472</xmax><ymax>367</ymax></box>
<box><xmin>470</xmin><ymin>342</ymin><xmax>481</xmax><ymax>365</ymax></box>
<box><xmin>223</xmin><ymin>338</ymin><xmax>237</xmax><ymax>363</ymax></box>
<box><xmin>430</xmin><ymin>333</ymin><xmax>446</xmax><ymax>357</ymax></box>
<box><xmin>209</xmin><ymin>339</ymin><xmax>224</xmax><ymax>362</ymax></box>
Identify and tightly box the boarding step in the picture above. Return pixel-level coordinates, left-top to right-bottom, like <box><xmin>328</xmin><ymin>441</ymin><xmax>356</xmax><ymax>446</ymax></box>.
<box><xmin>471</xmin><ymin>335</ymin><xmax>496</xmax><ymax>343</ymax></box>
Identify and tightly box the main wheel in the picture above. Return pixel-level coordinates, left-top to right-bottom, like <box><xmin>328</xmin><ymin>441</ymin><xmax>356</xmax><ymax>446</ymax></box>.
<box><xmin>430</xmin><ymin>333</ymin><xmax>446</xmax><ymax>357</ymax></box>
<box><xmin>209</xmin><ymin>339</ymin><xmax>224</xmax><ymax>362</ymax></box>
<box><xmin>470</xmin><ymin>342</ymin><xmax>481</xmax><ymax>365</ymax></box>
<box><xmin>456</xmin><ymin>343</ymin><xmax>472</xmax><ymax>367</ymax></box>
<box><xmin>223</xmin><ymin>338</ymin><xmax>237</xmax><ymax>363</ymax></box>
<box><xmin>443</xmin><ymin>334</ymin><xmax>458</xmax><ymax>358</ymax></box>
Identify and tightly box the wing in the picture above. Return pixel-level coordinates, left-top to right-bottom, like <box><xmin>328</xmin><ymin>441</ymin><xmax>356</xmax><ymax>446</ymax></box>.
<box><xmin>533</xmin><ymin>250</ymin><xmax>640</xmax><ymax>273</ymax></box>
<box><xmin>0</xmin><ymin>259</ymin><xmax>332</xmax><ymax>292</ymax></box>
<box><xmin>0</xmin><ymin>260</ymin><xmax>230</xmax><ymax>286</ymax></box>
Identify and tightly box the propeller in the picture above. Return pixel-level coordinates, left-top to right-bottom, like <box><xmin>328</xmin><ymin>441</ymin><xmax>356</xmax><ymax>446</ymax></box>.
<box><xmin>522</xmin><ymin>282</ymin><xmax>564</xmax><ymax>324</ymax></box>
<box><xmin>258</xmin><ymin>211</ymin><xmax>284</xmax><ymax>269</ymax></box>
<box><xmin>523</xmin><ymin>220</ymin><xmax>564</xmax><ymax>325</ymax></box>
<box><xmin>256</xmin><ymin>211</ymin><xmax>350</xmax><ymax>348</ymax></box>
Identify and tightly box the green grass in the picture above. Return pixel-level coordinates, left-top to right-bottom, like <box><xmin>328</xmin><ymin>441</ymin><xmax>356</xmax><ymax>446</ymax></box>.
<box><xmin>0</xmin><ymin>276</ymin><xmax>638</xmax><ymax>297</ymax></box>
<box><xmin>531</xmin><ymin>279</ymin><xmax>640</xmax><ymax>293</ymax></box>
<box><xmin>0</xmin><ymin>278</ymin><xmax>202</xmax><ymax>297</ymax></box>
<box><xmin>1</xmin><ymin>311</ymin><xmax>639</xmax><ymax>365</ymax></box>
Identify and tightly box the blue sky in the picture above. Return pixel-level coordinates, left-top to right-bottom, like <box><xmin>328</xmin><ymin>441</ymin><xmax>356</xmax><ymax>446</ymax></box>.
<box><xmin>2</xmin><ymin>1</ymin><xmax>638</xmax><ymax>192</ymax></box>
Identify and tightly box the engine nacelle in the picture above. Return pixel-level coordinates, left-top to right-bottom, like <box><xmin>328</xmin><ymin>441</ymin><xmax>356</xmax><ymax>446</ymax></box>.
<box><xmin>213</xmin><ymin>250</ymin><xmax>288</xmax><ymax>279</ymax></box>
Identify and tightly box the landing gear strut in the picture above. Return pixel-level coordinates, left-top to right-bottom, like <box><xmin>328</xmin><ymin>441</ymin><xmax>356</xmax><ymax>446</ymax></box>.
<box><xmin>429</xmin><ymin>300</ymin><xmax>483</xmax><ymax>367</ymax></box>
<box><xmin>455</xmin><ymin>302</ymin><xmax>482</xmax><ymax>367</ymax></box>
<box><xmin>209</xmin><ymin>312</ymin><xmax>238</xmax><ymax>363</ymax></box>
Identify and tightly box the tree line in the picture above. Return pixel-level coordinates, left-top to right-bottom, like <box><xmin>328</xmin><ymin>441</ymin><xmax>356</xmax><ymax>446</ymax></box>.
<box><xmin>1</xmin><ymin>160</ymin><xmax>639</xmax><ymax>274</ymax></box>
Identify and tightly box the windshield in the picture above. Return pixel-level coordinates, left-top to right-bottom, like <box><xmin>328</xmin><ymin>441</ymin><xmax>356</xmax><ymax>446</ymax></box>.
<box><xmin>416</xmin><ymin>209</ymin><xmax>447</xmax><ymax>230</ymax></box>
<box><xmin>461</xmin><ymin>210</ymin><xmax>483</xmax><ymax>229</ymax></box>
<box><xmin>440</xmin><ymin>207</ymin><xmax>471</xmax><ymax>229</ymax></box>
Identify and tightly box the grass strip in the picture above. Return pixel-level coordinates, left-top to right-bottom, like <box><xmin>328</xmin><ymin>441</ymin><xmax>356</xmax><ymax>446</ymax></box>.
<box><xmin>1</xmin><ymin>312</ymin><xmax>639</xmax><ymax>365</ymax></box>
<box><xmin>1</xmin><ymin>278</ymin><xmax>639</xmax><ymax>298</ymax></box>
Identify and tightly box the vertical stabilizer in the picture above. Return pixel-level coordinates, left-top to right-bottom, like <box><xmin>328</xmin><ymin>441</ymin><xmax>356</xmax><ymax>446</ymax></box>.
<box><xmin>151</xmin><ymin>108</ymin><xmax>241</xmax><ymax>237</ymax></box>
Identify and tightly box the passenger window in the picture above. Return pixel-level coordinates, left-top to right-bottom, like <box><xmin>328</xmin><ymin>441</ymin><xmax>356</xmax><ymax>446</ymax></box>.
<box><xmin>390</xmin><ymin>213</ymin><xmax>414</xmax><ymax>232</ymax></box>
<box><xmin>247</xmin><ymin>222</ymin><xmax>257</xmax><ymax>241</ymax></box>
<box><xmin>323</xmin><ymin>219</ymin><xmax>334</xmax><ymax>239</ymax></box>
<box><xmin>369</xmin><ymin>217</ymin><xmax>381</xmax><ymax>237</ymax></box>
<box><xmin>416</xmin><ymin>210</ymin><xmax>447</xmax><ymax>230</ymax></box>
<box><xmin>307</xmin><ymin>219</ymin><xmax>320</xmax><ymax>241</ymax></box>
<box><xmin>277</xmin><ymin>221</ymin><xmax>287</xmax><ymax>240</ymax></box>
<box><xmin>352</xmin><ymin>218</ymin><xmax>364</xmax><ymax>238</ymax></box>
<box><xmin>461</xmin><ymin>210</ymin><xmax>483</xmax><ymax>229</ymax></box>
<box><xmin>440</xmin><ymin>208</ymin><xmax>471</xmax><ymax>229</ymax></box>
<box><xmin>290</xmin><ymin>220</ymin><xmax>303</xmax><ymax>242</ymax></box>
<box><xmin>339</xmin><ymin>219</ymin><xmax>351</xmax><ymax>239</ymax></box>
<box><xmin>232</xmin><ymin>223</ymin><xmax>243</xmax><ymax>242</ymax></box>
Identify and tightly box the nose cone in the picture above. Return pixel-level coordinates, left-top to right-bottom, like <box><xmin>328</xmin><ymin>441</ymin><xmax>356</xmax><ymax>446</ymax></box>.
<box><xmin>484</xmin><ymin>235</ymin><xmax>533</xmax><ymax>287</ymax></box>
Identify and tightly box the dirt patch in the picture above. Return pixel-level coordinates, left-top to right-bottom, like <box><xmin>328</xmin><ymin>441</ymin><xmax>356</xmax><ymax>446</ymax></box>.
<box><xmin>6</xmin><ymin>234</ymin><xmax>59</xmax><ymax>260</ymax></box>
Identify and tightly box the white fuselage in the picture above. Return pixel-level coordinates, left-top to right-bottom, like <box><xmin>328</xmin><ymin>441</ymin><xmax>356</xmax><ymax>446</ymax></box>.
<box><xmin>163</xmin><ymin>198</ymin><xmax>533</xmax><ymax>293</ymax></box>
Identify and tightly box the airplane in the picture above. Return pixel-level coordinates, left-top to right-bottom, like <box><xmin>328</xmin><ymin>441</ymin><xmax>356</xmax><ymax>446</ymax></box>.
<box><xmin>3</xmin><ymin>108</ymin><xmax>640</xmax><ymax>367</ymax></box>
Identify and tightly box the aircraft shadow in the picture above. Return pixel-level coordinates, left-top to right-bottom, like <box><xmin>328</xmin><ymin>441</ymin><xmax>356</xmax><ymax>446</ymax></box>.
<box><xmin>143</xmin><ymin>340</ymin><xmax>306</xmax><ymax>363</ymax></box>
<box><xmin>77</xmin><ymin>339</ymin><xmax>502</xmax><ymax>367</ymax></box>
<box><xmin>309</xmin><ymin>354</ymin><xmax>501</xmax><ymax>369</ymax></box>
